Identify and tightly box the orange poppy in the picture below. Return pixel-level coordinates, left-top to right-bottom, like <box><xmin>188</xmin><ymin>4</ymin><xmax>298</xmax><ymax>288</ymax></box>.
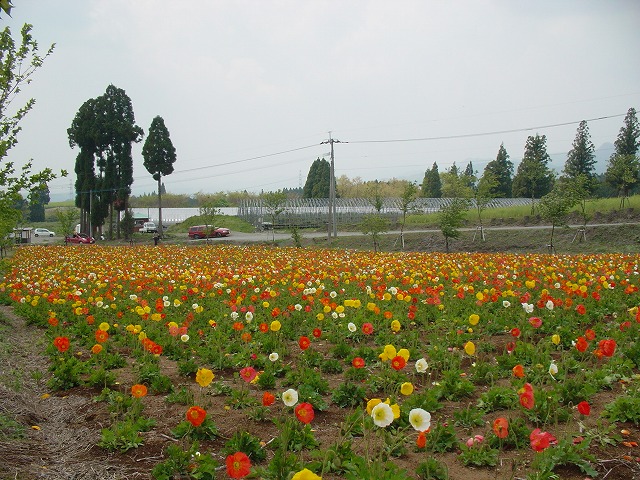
<box><xmin>226</xmin><ymin>451</ymin><xmax>251</xmax><ymax>478</ymax></box>
<box><xmin>53</xmin><ymin>336</ymin><xmax>70</xmax><ymax>353</ymax></box>
<box><xmin>416</xmin><ymin>431</ymin><xmax>427</xmax><ymax>448</ymax></box>
<box><xmin>186</xmin><ymin>406</ymin><xmax>207</xmax><ymax>427</ymax></box>
<box><xmin>298</xmin><ymin>336</ymin><xmax>311</xmax><ymax>350</ymax></box>
<box><xmin>391</xmin><ymin>355</ymin><xmax>406</xmax><ymax>371</ymax></box>
<box><xmin>95</xmin><ymin>329</ymin><xmax>109</xmax><ymax>343</ymax></box>
<box><xmin>131</xmin><ymin>384</ymin><xmax>148</xmax><ymax>398</ymax></box>
<box><xmin>575</xmin><ymin>336</ymin><xmax>589</xmax><ymax>352</ymax></box>
<box><xmin>598</xmin><ymin>339</ymin><xmax>616</xmax><ymax>357</ymax></box>
<box><xmin>493</xmin><ymin>417</ymin><xmax>509</xmax><ymax>438</ymax></box>
<box><xmin>262</xmin><ymin>392</ymin><xmax>275</xmax><ymax>406</ymax></box>
<box><xmin>512</xmin><ymin>364</ymin><xmax>525</xmax><ymax>378</ymax></box>
<box><xmin>352</xmin><ymin>357</ymin><xmax>365</xmax><ymax>369</ymax></box>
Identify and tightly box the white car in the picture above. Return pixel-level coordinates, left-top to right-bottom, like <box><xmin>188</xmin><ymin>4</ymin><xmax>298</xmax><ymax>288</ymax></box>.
<box><xmin>34</xmin><ymin>228</ymin><xmax>55</xmax><ymax>237</ymax></box>
<box><xmin>139</xmin><ymin>222</ymin><xmax>157</xmax><ymax>233</ymax></box>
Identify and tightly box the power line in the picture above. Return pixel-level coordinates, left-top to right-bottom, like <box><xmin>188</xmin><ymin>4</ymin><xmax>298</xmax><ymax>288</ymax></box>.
<box><xmin>347</xmin><ymin>113</ymin><xmax>625</xmax><ymax>144</ymax></box>
<box><xmin>171</xmin><ymin>143</ymin><xmax>318</xmax><ymax>175</ymax></box>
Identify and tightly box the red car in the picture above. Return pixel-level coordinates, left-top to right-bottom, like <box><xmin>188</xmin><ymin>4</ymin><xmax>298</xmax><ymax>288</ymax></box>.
<box><xmin>65</xmin><ymin>233</ymin><xmax>95</xmax><ymax>244</ymax></box>
<box><xmin>188</xmin><ymin>225</ymin><xmax>230</xmax><ymax>239</ymax></box>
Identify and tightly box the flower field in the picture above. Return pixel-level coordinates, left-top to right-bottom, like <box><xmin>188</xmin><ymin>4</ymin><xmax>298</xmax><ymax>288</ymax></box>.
<box><xmin>1</xmin><ymin>244</ymin><xmax>640</xmax><ymax>479</ymax></box>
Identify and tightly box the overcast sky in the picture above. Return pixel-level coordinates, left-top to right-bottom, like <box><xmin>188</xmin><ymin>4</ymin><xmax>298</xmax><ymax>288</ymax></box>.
<box><xmin>4</xmin><ymin>0</ymin><xmax>640</xmax><ymax>198</ymax></box>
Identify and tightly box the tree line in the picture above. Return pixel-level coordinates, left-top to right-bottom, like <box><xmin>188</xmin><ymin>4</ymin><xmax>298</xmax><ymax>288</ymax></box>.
<box><xmin>68</xmin><ymin>85</ymin><xmax>177</xmax><ymax>239</ymax></box>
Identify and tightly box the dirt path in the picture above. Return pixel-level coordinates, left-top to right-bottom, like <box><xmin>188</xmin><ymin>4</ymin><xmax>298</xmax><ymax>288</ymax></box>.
<box><xmin>0</xmin><ymin>306</ymin><xmax>142</xmax><ymax>480</ymax></box>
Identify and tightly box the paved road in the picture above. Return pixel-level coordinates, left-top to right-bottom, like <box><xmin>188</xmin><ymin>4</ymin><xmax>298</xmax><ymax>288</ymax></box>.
<box><xmin>201</xmin><ymin>221</ymin><xmax>638</xmax><ymax>243</ymax></box>
<box><xmin>24</xmin><ymin>221</ymin><xmax>637</xmax><ymax>246</ymax></box>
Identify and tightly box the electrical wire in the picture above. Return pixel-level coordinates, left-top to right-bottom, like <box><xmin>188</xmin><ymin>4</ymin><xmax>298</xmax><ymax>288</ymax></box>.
<box><xmin>347</xmin><ymin>114</ymin><xmax>625</xmax><ymax>144</ymax></box>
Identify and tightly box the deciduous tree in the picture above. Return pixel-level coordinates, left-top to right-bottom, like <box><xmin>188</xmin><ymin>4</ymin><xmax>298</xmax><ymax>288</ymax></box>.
<box><xmin>398</xmin><ymin>181</ymin><xmax>418</xmax><ymax>249</ymax></box>
<box><xmin>261</xmin><ymin>190</ymin><xmax>287</xmax><ymax>241</ymax></box>
<box><xmin>0</xmin><ymin>23</ymin><xmax>62</xmax><ymax>246</ymax></box>
<box><xmin>361</xmin><ymin>214</ymin><xmax>389</xmax><ymax>253</ymax></box>
<box><xmin>438</xmin><ymin>198</ymin><xmax>469</xmax><ymax>253</ymax></box>
<box><xmin>538</xmin><ymin>183</ymin><xmax>578</xmax><ymax>253</ymax></box>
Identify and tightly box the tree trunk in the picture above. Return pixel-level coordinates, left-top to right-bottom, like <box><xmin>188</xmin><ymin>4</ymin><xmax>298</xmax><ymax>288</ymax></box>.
<box><xmin>157</xmin><ymin>176</ymin><xmax>163</xmax><ymax>238</ymax></box>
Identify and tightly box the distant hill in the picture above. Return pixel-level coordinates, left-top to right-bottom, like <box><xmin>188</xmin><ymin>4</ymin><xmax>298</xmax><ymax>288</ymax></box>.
<box><xmin>594</xmin><ymin>142</ymin><xmax>614</xmax><ymax>174</ymax></box>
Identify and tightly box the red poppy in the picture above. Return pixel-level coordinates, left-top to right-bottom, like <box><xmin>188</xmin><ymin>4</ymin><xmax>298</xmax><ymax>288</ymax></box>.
<box><xmin>519</xmin><ymin>383</ymin><xmax>535</xmax><ymax>410</ymax></box>
<box><xmin>620</xmin><ymin>321</ymin><xmax>632</xmax><ymax>331</ymax></box>
<box><xmin>530</xmin><ymin>428</ymin><xmax>557</xmax><ymax>452</ymax></box>
<box><xmin>493</xmin><ymin>417</ymin><xmax>509</xmax><ymax>439</ymax></box>
<box><xmin>299</xmin><ymin>336</ymin><xmax>311</xmax><ymax>350</ymax></box>
<box><xmin>576</xmin><ymin>304</ymin><xmax>586</xmax><ymax>315</ymax></box>
<box><xmin>352</xmin><ymin>357</ymin><xmax>365</xmax><ymax>369</ymax></box>
<box><xmin>53</xmin><ymin>336</ymin><xmax>70</xmax><ymax>353</ymax></box>
<box><xmin>575</xmin><ymin>336</ymin><xmax>589</xmax><ymax>352</ymax></box>
<box><xmin>295</xmin><ymin>402</ymin><xmax>315</xmax><ymax>424</ymax></box>
<box><xmin>510</xmin><ymin>327</ymin><xmax>521</xmax><ymax>338</ymax></box>
<box><xmin>362</xmin><ymin>322</ymin><xmax>374</xmax><ymax>335</ymax></box>
<box><xmin>226</xmin><ymin>451</ymin><xmax>251</xmax><ymax>479</ymax></box>
<box><xmin>186</xmin><ymin>406</ymin><xmax>207</xmax><ymax>427</ymax></box>
<box><xmin>528</xmin><ymin>317</ymin><xmax>542</xmax><ymax>328</ymax></box>
<box><xmin>585</xmin><ymin>329</ymin><xmax>596</xmax><ymax>341</ymax></box>
<box><xmin>416</xmin><ymin>431</ymin><xmax>427</xmax><ymax>448</ymax></box>
<box><xmin>512</xmin><ymin>364</ymin><xmax>525</xmax><ymax>378</ymax></box>
<box><xmin>240</xmin><ymin>366</ymin><xmax>257</xmax><ymax>383</ymax></box>
<box><xmin>598</xmin><ymin>339</ymin><xmax>616</xmax><ymax>357</ymax></box>
<box><xmin>391</xmin><ymin>355</ymin><xmax>406</xmax><ymax>371</ymax></box>
<box><xmin>577</xmin><ymin>401</ymin><xmax>591</xmax><ymax>416</ymax></box>
<box><xmin>131</xmin><ymin>384</ymin><xmax>148</xmax><ymax>398</ymax></box>
<box><xmin>506</xmin><ymin>342</ymin><xmax>516</xmax><ymax>354</ymax></box>
<box><xmin>262</xmin><ymin>392</ymin><xmax>275</xmax><ymax>406</ymax></box>
<box><xmin>95</xmin><ymin>329</ymin><xmax>109</xmax><ymax>343</ymax></box>
<box><xmin>47</xmin><ymin>317</ymin><xmax>58</xmax><ymax>327</ymax></box>
<box><xmin>259</xmin><ymin>322</ymin><xmax>269</xmax><ymax>333</ymax></box>
<box><xmin>312</xmin><ymin>328</ymin><xmax>322</xmax><ymax>338</ymax></box>
<box><xmin>520</xmin><ymin>391</ymin><xmax>534</xmax><ymax>410</ymax></box>
<box><xmin>232</xmin><ymin>322</ymin><xmax>244</xmax><ymax>331</ymax></box>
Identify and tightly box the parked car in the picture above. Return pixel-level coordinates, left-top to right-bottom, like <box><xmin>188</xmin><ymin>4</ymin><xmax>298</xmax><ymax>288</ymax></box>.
<box><xmin>139</xmin><ymin>221</ymin><xmax>158</xmax><ymax>233</ymax></box>
<box><xmin>65</xmin><ymin>233</ymin><xmax>95</xmax><ymax>244</ymax></box>
<box><xmin>188</xmin><ymin>225</ymin><xmax>230</xmax><ymax>239</ymax></box>
<box><xmin>34</xmin><ymin>228</ymin><xmax>55</xmax><ymax>237</ymax></box>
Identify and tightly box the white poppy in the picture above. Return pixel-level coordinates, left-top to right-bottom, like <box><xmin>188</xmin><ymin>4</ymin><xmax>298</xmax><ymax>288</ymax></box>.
<box><xmin>371</xmin><ymin>402</ymin><xmax>394</xmax><ymax>428</ymax></box>
<box><xmin>282</xmin><ymin>388</ymin><xmax>298</xmax><ymax>407</ymax></box>
<box><xmin>409</xmin><ymin>408</ymin><xmax>431</xmax><ymax>432</ymax></box>
<box><xmin>415</xmin><ymin>358</ymin><xmax>429</xmax><ymax>373</ymax></box>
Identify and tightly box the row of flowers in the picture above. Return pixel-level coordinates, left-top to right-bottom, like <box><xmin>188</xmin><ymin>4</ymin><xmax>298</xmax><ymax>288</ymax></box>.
<box><xmin>2</xmin><ymin>245</ymin><xmax>640</xmax><ymax>478</ymax></box>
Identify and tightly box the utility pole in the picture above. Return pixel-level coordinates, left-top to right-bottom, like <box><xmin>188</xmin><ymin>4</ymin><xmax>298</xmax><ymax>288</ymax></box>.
<box><xmin>321</xmin><ymin>133</ymin><xmax>342</xmax><ymax>239</ymax></box>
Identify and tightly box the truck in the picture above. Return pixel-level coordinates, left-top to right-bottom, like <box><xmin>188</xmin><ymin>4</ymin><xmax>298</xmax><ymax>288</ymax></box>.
<box><xmin>139</xmin><ymin>221</ymin><xmax>158</xmax><ymax>233</ymax></box>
